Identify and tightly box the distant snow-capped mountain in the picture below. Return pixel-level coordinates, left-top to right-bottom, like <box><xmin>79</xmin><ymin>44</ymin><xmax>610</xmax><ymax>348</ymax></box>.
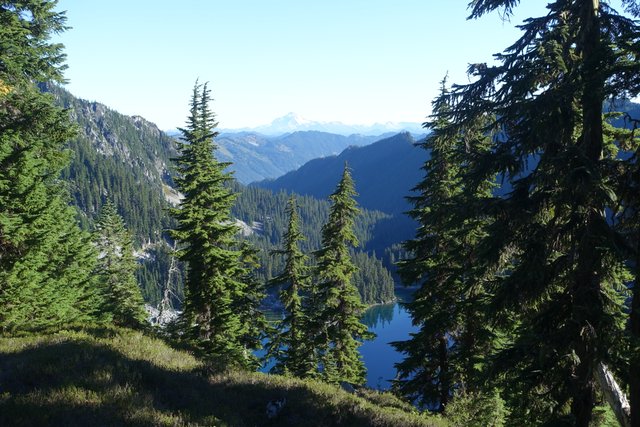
<box><xmin>219</xmin><ymin>112</ymin><xmax>424</xmax><ymax>136</ymax></box>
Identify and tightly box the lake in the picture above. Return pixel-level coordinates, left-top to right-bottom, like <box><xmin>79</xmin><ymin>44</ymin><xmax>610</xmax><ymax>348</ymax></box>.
<box><xmin>360</xmin><ymin>289</ymin><xmax>416</xmax><ymax>389</ymax></box>
<box><xmin>260</xmin><ymin>287</ymin><xmax>416</xmax><ymax>390</ymax></box>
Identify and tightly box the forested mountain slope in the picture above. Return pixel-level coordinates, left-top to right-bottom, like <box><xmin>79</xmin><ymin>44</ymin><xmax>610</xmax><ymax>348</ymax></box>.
<box><xmin>253</xmin><ymin>132</ymin><xmax>430</xmax><ymax>270</ymax></box>
<box><xmin>45</xmin><ymin>85</ymin><xmax>396</xmax><ymax>305</ymax></box>
<box><xmin>254</xmin><ymin>132</ymin><xmax>428</xmax><ymax>215</ymax></box>
<box><xmin>44</xmin><ymin>84</ymin><xmax>177</xmax><ymax>245</ymax></box>
<box><xmin>232</xmin><ymin>184</ymin><xmax>396</xmax><ymax>304</ymax></box>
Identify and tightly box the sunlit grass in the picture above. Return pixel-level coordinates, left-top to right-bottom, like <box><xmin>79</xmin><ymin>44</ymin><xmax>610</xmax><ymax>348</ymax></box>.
<box><xmin>0</xmin><ymin>327</ymin><xmax>445</xmax><ymax>426</ymax></box>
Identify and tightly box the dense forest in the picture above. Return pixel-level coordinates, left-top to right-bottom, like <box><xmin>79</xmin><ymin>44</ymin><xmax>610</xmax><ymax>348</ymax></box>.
<box><xmin>232</xmin><ymin>183</ymin><xmax>395</xmax><ymax>304</ymax></box>
<box><xmin>40</xmin><ymin>84</ymin><xmax>397</xmax><ymax>306</ymax></box>
<box><xmin>1</xmin><ymin>1</ymin><xmax>640</xmax><ymax>426</ymax></box>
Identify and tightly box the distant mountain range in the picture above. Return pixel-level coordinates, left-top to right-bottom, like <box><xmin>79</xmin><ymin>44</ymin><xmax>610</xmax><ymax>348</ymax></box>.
<box><xmin>253</xmin><ymin>132</ymin><xmax>430</xmax><ymax>263</ymax></box>
<box><xmin>167</xmin><ymin>113</ymin><xmax>427</xmax><ymax>184</ymax></box>
<box><xmin>214</xmin><ymin>131</ymin><xmax>394</xmax><ymax>184</ymax></box>
<box><xmin>254</xmin><ymin>132</ymin><xmax>428</xmax><ymax>215</ymax></box>
<box><xmin>167</xmin><ymin>129</ymin><xmax>427</xmax><ymax>184</ymax></box>
<box><xmin>219</xmin><ymin>112</ymin><xmax>426</xmax><ymax>136</ymax></box>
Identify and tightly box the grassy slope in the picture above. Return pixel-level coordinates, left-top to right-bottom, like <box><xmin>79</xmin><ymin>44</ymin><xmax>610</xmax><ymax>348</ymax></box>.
<box><xmin>0</xmin><ymin>327</ymin><xmax>446</xmax><ymax>427</ymax></box>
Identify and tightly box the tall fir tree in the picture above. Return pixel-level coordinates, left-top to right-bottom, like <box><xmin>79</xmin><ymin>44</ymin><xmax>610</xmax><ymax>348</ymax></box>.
<box><xmin>609</xmin><ymin>105</ymin><xmax>640</xmax><ymax>426</ymax></box>
<box><xmin>170</xmin><ymin>82</ymin><xmax>261</xmax><ymax>369</ymax></box>
<box><xmin>604</xmin><ymin>0</ymin><xmax>640</xmax><ymax>419</ymax></box>
<box><xmin>235</xmin><ymin>241</ymin><xmax>268</xmax><ymax>370</ymax></box>
<box><xmin>441</xmin><ymin>1</ymin><xmax>640</xmax><ymax>424</ymax></box>
<box><xmin>0</xmin><ymin>0</ymin><xmax>103</xmax><ymax>332</ymax></box>
<box><xmin>393</xmin><ymin>80</ymin><xmax>497</xmax><ymax>413</ymax></box>
<box><xmin>267</xmin><ymin>196</ymin><xmax>315</xmax><ymax>377</ymax></box>
<box><xmin>93</xmin><ymin>199</ymin><xmax>147</xmax><ymax>328</ymax></box>
<box><xmin>628</xmin><ymin>146</ymin><xmax>640</xmax><ymax>427</ymax></box>
<box><xmin>310</xmin><ymin>165</ymin><xmax>372</xmax><ymax>384</ymax></box>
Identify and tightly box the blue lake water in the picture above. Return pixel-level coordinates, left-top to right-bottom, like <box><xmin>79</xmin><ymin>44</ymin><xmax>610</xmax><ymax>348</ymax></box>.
<box><xmin>360</xmin><ymin>300</ymin><xmax>415</xmax><ymax>389</ymax></box>
<box><xmin>260</xmin><ymin>288</ymin><xmax>416</xmax><ymax>390</ymax></box>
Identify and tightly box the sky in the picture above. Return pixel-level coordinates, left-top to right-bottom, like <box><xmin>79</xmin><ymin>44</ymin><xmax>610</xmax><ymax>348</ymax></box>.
<box><xmin>53</xmin><ymin>1</ymin><xmax>552</xmax><ymax>130</ymax></box>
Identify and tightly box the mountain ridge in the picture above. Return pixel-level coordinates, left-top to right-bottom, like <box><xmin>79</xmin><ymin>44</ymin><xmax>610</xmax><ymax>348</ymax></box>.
<box><xmin>214</xmin><ymin>112</ymin><xmax>425</xmax><ymax>136</ymax></box>
<box><xmin>213</xmin><ymin>130</ymin><xmax>392</xmax><ymax>183</ymax></box>
<box><xmin>252</xmin><ymin>132</ymin><xmax>430</xmax><ymax>271</ymax></box>
<box><xmin>254</xmin><ymin>132</ymin><xmax>428</xmax><ymax>215</ymax></box>
<box><xmin>44</xmin><ymin>84</ymin><xmax>399</xmax><ymax>306</ymax></box>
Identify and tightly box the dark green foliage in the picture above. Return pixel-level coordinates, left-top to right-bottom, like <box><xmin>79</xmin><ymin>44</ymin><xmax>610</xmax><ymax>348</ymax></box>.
<box><xmin>41</xmin><ymin>83</ymin><xmax>178</xmax><ymax>305</ymax></box>
<box><xmin>232</xmin><ymin>183</ymin><xmax>396</xmax><ymax>305</ymax></box>
<box><xmin>44</xmin><ymin>84</ymin><xmax>177</xmax><ymax>246</ymax></box>
<box><xmin>135</xmin><ymin>242</ymin><xmax>183</xmax><ymax>308</ymax></box>
<box><xmin>432</xmin><ymin>1</ymin><xmax>640</xmax><ymax>425</ymax></box>
<box><xmin>0</xmin><ymin>1</ymin><xmax>103</xmax><ymax>332</ymax></box>
<box><xmin>0</xmin><ymin>1</ymin><xmax>68</xmax><ymax>85</ymax></box>
<box><xmin>310</xmin><ymin>166</ymin><xmax>373</xmax><ymax>385</ymax></box>
<box><xmin>609</xmin><ymin>102</ymin><xmax>640</xmax><ymax>426</ymax></box>
<box><xmin>38</xmin><ymin>80</ymin><xmax>397</xmax><ymax>310</ymax></box>
<box><xmin>267</xmin><ymin>197</ymin><xmax>316</xmax><ymax>377</ymax></box>
<box><xmin>170</xmin><ymin>82</ymin><xmax>263</xmax><ymax>369</ymax></box>
<box><xmin>235</xmin><ymin>241</ymin><xmax>268</xmax><ymax>370</ymax></box>
<box><xmin>393</xmin><ymin>81</ymin><xmax>496</xmax><ymax>413</ymax></box>
<box><xmin>252</xmin><ymin>132</ymin><xmax>424</xmax><ymax>276</ymax></box>
<box><xmin>93</xmin><ymin>200</ymin><xmax>147</xmax><ymax>328</ymax></box>
<box><xmin>350</xmin><ymin>251</ymin><xmax>395</xmax><ymax>305</ymax></box>
<box><xmin>35</xmin><ymin>80</ymin><xmax>398</xmax><ymax>310</ymax></box>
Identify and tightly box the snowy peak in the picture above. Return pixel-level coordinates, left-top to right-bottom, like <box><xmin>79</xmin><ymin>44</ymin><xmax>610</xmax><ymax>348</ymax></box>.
<box><xmin>222</xmin><ymin>113</ymin><xmax>424</xmax><ymax>136</ymax></box>
<box><xmin>266</xmin><ymin>112</ymin><xmax>314</xmax><ymax>132</ymax></box>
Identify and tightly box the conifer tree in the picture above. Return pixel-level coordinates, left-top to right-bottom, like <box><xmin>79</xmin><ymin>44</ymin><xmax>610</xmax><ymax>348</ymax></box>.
<box><xmin>170</xmin><ymin>82</ymin><xmax>259</xmax><ymax>369</ymax></box>
<box><xmin>393</xmin><ymin>80</ymin><xmax>496</xmax><ymax>412</ymax></box>
<box><xmin>628</xmin><ymin>150</ymin><xmax>640</xmax><ymax>427</ymax></box>
<box><xmin>441</xmin><ymin>1</ymin><xmax>640</xmax><ymax>424</ymax></box>
<box><xmin>235</xmin><ymin>241</ymin><xmax>268</xmax><ymax>370</ymax></box>
<box><xmin>609</xmin><ymin>106</ymin><xmax>640</xmax><ymax>426</ymax></box>
<box><xmin>267</xmin><ymin>196</ymin><xmax>315</xmax><ymax>377</ymax></box>
<box><xmin>93</xmin><ymin>199</ymin><xmax>147</xmax><ymax>328</ymax></box>
<box><xmin>0</xmin><ymin>1</ymin><xmax>103</xmax><ymax>331</ymax></box>
<box><xmin>310</xmin><ymin>165</ymin><xmax>372</xmax><ymax>384</ymax></box>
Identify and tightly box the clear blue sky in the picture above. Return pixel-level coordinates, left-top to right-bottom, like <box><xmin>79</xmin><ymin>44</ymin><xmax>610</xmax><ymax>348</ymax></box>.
<box><xmin>54</xmin><ymin>1</ymin><xmax>553</xmax><ymax>130</ymax></box>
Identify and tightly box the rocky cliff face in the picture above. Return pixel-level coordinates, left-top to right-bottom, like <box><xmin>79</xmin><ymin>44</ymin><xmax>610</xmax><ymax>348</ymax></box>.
<box><xmin>41</xmin><ymin>84</ymin><xmax>180</xmax><ymax>305</ymax></box>
<box><xmin>43</xmin><ymin>83</ymin><xmax>177</xmax><ymax>242</ymax></box>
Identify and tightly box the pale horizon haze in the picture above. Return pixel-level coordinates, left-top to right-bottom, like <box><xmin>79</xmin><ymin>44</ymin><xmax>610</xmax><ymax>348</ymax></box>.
<box><xmin>54</xmin><ymin>1</ymin><xmax>558</xmax><ymax>130</ymax></box>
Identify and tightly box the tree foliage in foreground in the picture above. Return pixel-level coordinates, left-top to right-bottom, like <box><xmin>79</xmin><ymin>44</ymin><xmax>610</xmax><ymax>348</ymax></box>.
<box><xmin>0</xmin><ymin>0</ymin><xmax>104</xmax><ymax>332</ymax></box>
<box><xmin>231</xmin><ymin>183</ymin><xmax>396</xmax><ymax>305</ymax></box>
<box><xmin>309</xmin><ymin>165</ymin><xmax>373</xmax><ymax>385</ymax></box>
<box><xmin>170</xmin><ymin>82</ymin><xmax>264</xmax><ymax>369</ymax></box>
<box><xmin>393</xmin><ymin>80</ymin><xmax>497</xmax><ymax>414</ymax></box>
<box><xmin>93</xmin><ymin>200</ymin><xmax>147</xmax><ymax>328</ymax></box>
<box><xmin>266</xmin><ymin>196</ymin><xmax>316</xmax><ymax>377</ymax></box>
<box><xmin>398</xmin><ymin>1</ymin><xmax>640</xmax><ymax>425</ymax></box>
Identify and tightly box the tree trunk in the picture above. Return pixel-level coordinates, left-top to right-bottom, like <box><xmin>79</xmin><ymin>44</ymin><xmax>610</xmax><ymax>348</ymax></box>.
<box><xmin>595</xmin><ymin>362</ymin><xmax>631</xmax><ymax>427</ymax></box>
<box><xmin>571</xmin><ymin>1</ymin><xmax>605</xmax><ymax>424</ymax></box>
<box><xmin>438</xmin><ymin>334</ymin><xmax>450</xmax><ymax>412</ymax></box>
<box><xmin>571</xmin><ymin>345</ymin><xmax>596</xmax><ymax>427</ymax></box>
<box><xmin>571</xmin><ymin>211</ymin><xmax>603</xmax><ymax>427</ymax></box>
